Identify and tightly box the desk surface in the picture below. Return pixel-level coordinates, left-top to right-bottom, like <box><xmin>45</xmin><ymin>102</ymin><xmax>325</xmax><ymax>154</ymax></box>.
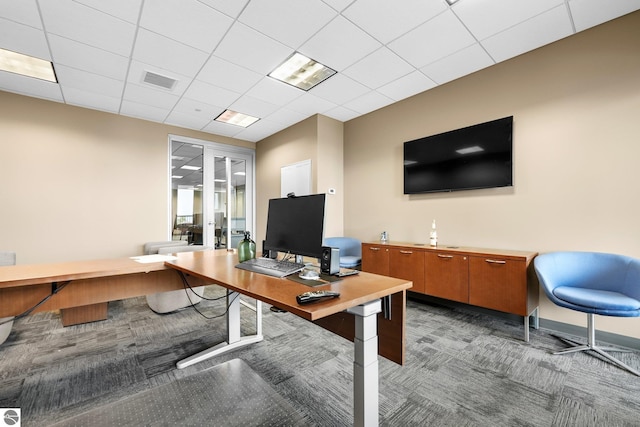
<box><xmin>0</xmin><ymin>255</ymin><xmax>171</xmax><ymax>289</ymax></box>
<box><xmin>166</xmin><ymin>250</ymin><xmax>412</xmax><ymax>322</ymax></box>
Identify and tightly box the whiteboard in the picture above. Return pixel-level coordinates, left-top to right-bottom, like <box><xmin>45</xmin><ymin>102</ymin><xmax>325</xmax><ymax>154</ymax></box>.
<box><xmin>281</xmin><ymin>159</ymin><xmax>311</xmax><ymax>197</ymax></box>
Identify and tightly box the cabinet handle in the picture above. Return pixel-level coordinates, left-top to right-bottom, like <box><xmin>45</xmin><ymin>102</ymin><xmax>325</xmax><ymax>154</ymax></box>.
<box><xmin>485</xmin><ymin>259</ymin><xmax>506</xmax><ymax>264</ymax></box>
<box><xmin>437</xmin><ymin>254</ymin><xmax>453</xmax><ymax>259</ymax></box>
<box><xmin>399</xmin><ymin>250</ymin><xmax>413</xmax><ymax>254</ymax></box>
<box><xmin>369</xmin><ymin>247</ymin><xmax>380</xmax><ymax>251</ymax></box>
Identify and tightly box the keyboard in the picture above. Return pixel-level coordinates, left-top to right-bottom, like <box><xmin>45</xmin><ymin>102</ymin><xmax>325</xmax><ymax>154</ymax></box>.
<box><xmin>235</xmin><ymin>257</ymin><xmax>306</xmax><ymax>278</ymax></box>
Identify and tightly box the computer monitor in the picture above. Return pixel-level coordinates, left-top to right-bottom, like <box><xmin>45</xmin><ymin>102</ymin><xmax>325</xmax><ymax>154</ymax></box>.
<box><xmin>263</xmin><ymin>193</ymin><xmax>326</xmax><ymax>259</ymax></box>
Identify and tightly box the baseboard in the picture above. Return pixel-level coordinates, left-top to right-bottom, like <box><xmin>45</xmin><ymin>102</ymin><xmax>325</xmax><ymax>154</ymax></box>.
<box><xmin>408</xmin><ymin>292</ymin><xmax>640</xmax><ymax>350</ymax></box>
<box><xmin>538</xmin><ymin>318</ymin><xmax>640</xmax><ymax>350</ymax></box>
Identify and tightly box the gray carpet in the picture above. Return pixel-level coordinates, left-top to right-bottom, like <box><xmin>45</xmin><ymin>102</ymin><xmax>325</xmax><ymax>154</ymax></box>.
<box><xmin>1</xmin><ymin>286</ymin><xmax>639</xmax><ymax>426</ymax></box>
<box><xmin>49</xmin><ymin>358</ymin><xmax>305</xmax><ymax>427</ymax></box>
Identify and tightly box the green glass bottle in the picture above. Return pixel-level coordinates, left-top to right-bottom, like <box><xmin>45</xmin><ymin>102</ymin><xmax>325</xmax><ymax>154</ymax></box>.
<box><xmin>238</xmin><ymin>231</ymin><xmax>256</xmax><ymax>262</ymax></box>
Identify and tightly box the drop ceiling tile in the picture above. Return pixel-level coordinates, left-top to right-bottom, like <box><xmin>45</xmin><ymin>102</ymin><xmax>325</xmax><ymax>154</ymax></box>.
<box><xmin>323</xmin><ymin>105</ymin><xmax>360</xmax><ymax>122</ymax></box>
<box><xmin>230</xmin><ymin>95</ymin><xmax>280</xmax><ymax>118</ymax></box>
<box><xmin>263</xmin><ymin>107</ymin><xmax>308</xmax><ymax>127</ymax></box>
<box><xmin>123</xmin><ymin>82</ymin><xmax>180</xmax><ymax>110</ymax></box>
<box><xmin>164</xmin><ymin>110</ymin><xmax>213</xmax><ymax>131</ymax></box>
<box><xmin>569</xmin><ymin>0</ymin><xmax>640</xmax><ymax>31</ymax></box>
<box><xmin>213</xmin><ymin>22</ymin><xmax>292</xmax><ymax>75</ymax></box>
<box><xmin>74</xmin><ymin>0</ymin><xmax>142</xmax><ymax>24</ymax></box>
<box><xmin>0</xmin><ymin>71</ymin><xmax>63</xmax><ymax>102</ymax></box>
<box><xmin>377</xmin><ymin>70</ymin><xmax>437</xmax><ymax>101</ymax></box>
<box><xmin>389</xmin><ymin>10</ymin><xmax>476</xmax><ymax>69</ymax></box>
<box><xmin>233</xmin><ymin>119</ymin><xmax>284</xmax><ymax>142</ymax></box>
<box><xmin>420</xmin><ymin>43</ymin><xmax>494</xmax><ymax>85</ymax></box>
<box><xmin>239</xmin><ymin>0</ymin><xmax>336</xmax><ymax>49</ymax></box>
<box><xmin>120</xmin><ymin>99</ymin><xmax>170</xmax><ymax>122</ymax></box>
<box><xmin>285</xmin><ymin>92</ymin><xmax>337</xmax><ymax>116</ymax></box>
<box><xmin>197</xmin><ymin>0</ymin><xmax>250</xmax><ymax>19</ymax></box>
<box><xmin>343</xmin><ymin>0</ymin><xmax>447</xmax><ymax>44</ymax></box>
<box><xmin>0</xmin><ymin>0</ymin><xmax>43</xmax><ymax>28</ymax></box>
<box><xmin>343</xmin><ymin>47</ymin><xmax>414</xmax><ymax>89</ymax></box>
<box><xmin>201</xmin><ymin>120</ymin><xmax>245</xmax><ymax>138</ymax></box>
<box><xmin>323</xmin><ymin>0</ymin><xmax>356</xmax><ymax>12</ymax></box>
<box><xmin>197</xmin><ymin>56</ymin><xmax>263</xmax><ymax>93</ymax></box>
<box><xmin>310</xmin><ymin>73</ymin><xmax>370</xmax><ymax>105</ymax></box>
<box><xmin>182</xmin><ymin>80</ymin><xmax>240</xmax><ymax>108</ymax></box>
<box><xmin>171</xmin><ymin>97</ymin><xmax>224</xmax><ymax>118</ymax></box>
<box><xmin>140</xmin><ymin>0</ymin><xmax>232</xmax><ymax>53</ymax></box>
<box><xmin>62</xmin><ymin>86</ymin><xmax>121</xmax><ymax>113</ymax></box>
<box><xmin>245</xmin><ymin>77</ymin><xmax>304</xmax><ymax>106</ymax></box>
<box><xmin>453</xmin><ymin>0</ymin><xmax>564</xmax><ymax>41</ymax></box>
<box><xmin>55</xmin><ymin>65</ymin><xmax>124</xmax><ymax>98</ymax></box>
<box><xmin>299</xmin><ymin>15</ymin><xmax>381</xmax><ymax>71</ymax></box>
<box><xmin>0</xmin><ymin>17</ymin><xmax>50</xmax><ymax>59</ymax></box>
<box><xmin>38</xmin><ymin>0</ymin><xmax>136</xmax><ymax>56</ymax></box>
<box><xmin>482</xmin><ymin>5</ymin><xmax>574</xmax><ymax>63</ymax></box>
<box><xmin>133</xmin><ymin>29</ymin><xmax>209</xmax><ymax>78</ymax></box>
<box><xmin>48</xmin><ymin>34</ymin><xmax>130</xmax><ymax>81</ymax></box>
<box><xmin>343</xmin><ymin>90</ymin><xmax>394</xmax><ymax>114</ymax></box>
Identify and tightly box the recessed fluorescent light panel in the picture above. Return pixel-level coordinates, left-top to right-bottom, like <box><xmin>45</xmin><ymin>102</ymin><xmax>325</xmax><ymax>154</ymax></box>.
<box><xmin>215</xmin><ymin>110</ymin><xmax>259</xmax><ymax>128</ymax></box>
<box><xmin>456</xmin><ymin>146</ymin><xmax>484</xmax><ymax>155</ymax></box>
<box><xmin>269</xmin><ymin>52</ymin><xmax>336</xmax><ymax>91</ymax></box>
<box><xmin>0</xmin><ymin>48</ymin><xmax>57</xmax><ymax>82</ymax></box>
<box><xmin>180</xmin><ymin>165</ymin><xmax>201</xmax><ymax>171</ymax></box>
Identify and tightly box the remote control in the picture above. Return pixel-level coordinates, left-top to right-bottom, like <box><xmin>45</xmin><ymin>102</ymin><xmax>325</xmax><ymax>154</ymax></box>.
<box><xmin>296</xmin><ymin>290</ymin><xmax>340</xmax><ymax>304</ymax></box>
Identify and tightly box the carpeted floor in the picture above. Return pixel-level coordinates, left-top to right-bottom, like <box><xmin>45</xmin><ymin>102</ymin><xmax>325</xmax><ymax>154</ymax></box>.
<box><xmin>1</xmin><ymin>286</ymin><xmax>639</xmax><ymax>426</ymax></box>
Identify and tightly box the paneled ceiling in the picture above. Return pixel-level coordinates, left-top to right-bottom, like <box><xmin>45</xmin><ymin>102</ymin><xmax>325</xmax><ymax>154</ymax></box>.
<box><xmin>1</xmin><ymin>0</ymin><xmax>639</xmax><ymax>143</ymax></box>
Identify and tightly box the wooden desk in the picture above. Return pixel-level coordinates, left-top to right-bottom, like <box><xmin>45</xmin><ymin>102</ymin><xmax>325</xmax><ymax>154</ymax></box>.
<box><xmin>0</xmin><ymin>250</ymin><xmax>411</xmax><ymax>427</ymax></box>
<box><xmin>0</xmin><ymin>255</ymin><xmax>207</xmax><ymax>326</ymax></box>
<box><xmin>166</xmin><ymin>250</ymin><xmax>412</xmax><ymax>427</ymax></box>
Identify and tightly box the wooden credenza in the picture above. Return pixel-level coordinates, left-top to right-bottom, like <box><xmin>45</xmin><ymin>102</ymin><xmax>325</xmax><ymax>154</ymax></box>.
<box><xmin>362</xmin><ymin>242</ymin><xmax>539</xmax><ymax>341</ymax></box>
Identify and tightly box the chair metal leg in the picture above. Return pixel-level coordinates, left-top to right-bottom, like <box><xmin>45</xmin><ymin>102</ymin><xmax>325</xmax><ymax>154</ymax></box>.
<box><xmin>551</xmin><ymin>313</ymin><xmax>640</xmax><ymax>376</ymax></box>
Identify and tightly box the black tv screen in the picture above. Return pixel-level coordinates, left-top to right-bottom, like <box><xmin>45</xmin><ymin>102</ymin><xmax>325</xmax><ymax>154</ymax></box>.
<box><xmin>263</xmin><ymin>193</ymin><xmax>326</xmax><ymax>258</ymax></box>
<box><xmin>403</xmin><ymin>116</ymin><xmax>513</xmax><ymax>194</ymax></box>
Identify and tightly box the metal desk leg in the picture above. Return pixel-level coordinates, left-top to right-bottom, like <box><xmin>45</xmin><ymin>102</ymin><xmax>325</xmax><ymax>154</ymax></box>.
<box><xmin>176</xmin><ymin>291</ymin><xmax>263</xmax><ymax>369</ymax></box>
<box><xmin>347</xmin><ymin>299</ymin><xmax>382</xmax><ymax>427</ymax></box>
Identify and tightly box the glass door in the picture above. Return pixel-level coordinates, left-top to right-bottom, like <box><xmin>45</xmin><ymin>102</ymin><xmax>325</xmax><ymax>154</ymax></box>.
<box><xmin>170</xmin><ymin>135</ymin><xmax>254</xmax><ymax>249</ymax></box>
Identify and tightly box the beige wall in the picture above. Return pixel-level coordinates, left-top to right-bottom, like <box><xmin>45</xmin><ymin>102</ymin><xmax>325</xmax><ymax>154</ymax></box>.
<box><xmin>2</xmin><ymin>11</ymin><xmax>638</xmax><ymax>339</ymax></box>
<box><xmin>343</xmin><ymin>11</ymin><xmax>640</xmax><ymax>338</ymax></box>
<box><xmin>0</xmin><ymin>91</ymin><xmax>252</xmax><ymax>264</ymax></box>
<box><xmin>255</xmin><ymin>114</ymin><xmax>344</xmax><ymax>248</ymax></box>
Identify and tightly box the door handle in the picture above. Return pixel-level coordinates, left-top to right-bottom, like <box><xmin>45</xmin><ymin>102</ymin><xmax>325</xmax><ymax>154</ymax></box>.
<box><xmin>485</xmin><ymin>259</ymin><xmax>506</xmax><ymax>264</ymax></box>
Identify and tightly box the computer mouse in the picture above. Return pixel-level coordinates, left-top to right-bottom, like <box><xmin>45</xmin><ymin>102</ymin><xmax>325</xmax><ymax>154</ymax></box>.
<box><xmin>299</xmin><ymin>269</ymin><xmax>320</xmax><ymax>280</ymax></box>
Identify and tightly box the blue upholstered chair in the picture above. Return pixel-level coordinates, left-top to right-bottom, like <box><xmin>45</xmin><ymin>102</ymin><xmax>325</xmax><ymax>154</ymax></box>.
<box><xmin>323</xmin><ymin>237</ymin><xmax>362</xmax><ymax>269</ymax></box>
<box><xmin>534</xmin><ymin>251</ymin><xmax>640</xmax><ymax>375</ymax></box>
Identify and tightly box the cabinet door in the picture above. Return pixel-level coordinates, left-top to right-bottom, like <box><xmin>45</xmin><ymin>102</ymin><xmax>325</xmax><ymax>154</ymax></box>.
<box><xmin>468</xmin><ymin>256</ymin><xmax>527</xmax><ymax>315</ymax></box>
<box><xmin>425</xmin><ymin>252</ymin><xmax>469</xmax><ymax>303</ymax></box>
<box><xmin>361</xmin><ymin>244</ymin><xmax>390</xmax><ymax>275</ymax></box>
<box><xmin>389</xmin><ymin>248</ymin><xmax>425</xmax><ymax>293</ymax></box>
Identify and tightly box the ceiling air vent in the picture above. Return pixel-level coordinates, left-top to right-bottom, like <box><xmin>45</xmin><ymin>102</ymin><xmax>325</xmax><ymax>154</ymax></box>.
<box><xmin>142</xmin><ymin>71</ymin><xmax>178</xmax><ymax>90</ymax></box>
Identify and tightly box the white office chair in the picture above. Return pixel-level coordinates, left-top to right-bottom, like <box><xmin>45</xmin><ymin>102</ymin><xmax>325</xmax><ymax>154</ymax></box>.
<box><xmin>144</xmin><ymin>243</ymin><xmax>210</xmax><ymax>314</ymax></box>
<box><xmin>0</xmin><ymin>251</ymin><xmax>16</xmax><ymax>345</ymax></box>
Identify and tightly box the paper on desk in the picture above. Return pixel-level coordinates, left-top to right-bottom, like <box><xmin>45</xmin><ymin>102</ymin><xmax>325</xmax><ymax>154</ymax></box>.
<box><xmin>130</xmin><ymin>254</ymin><xmax>178</xmax><ymax>263</ymax></box>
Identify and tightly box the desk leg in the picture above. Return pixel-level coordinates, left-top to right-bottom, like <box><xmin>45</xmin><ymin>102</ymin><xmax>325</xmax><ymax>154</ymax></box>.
<box><xmin>176</xmin><ymin>291</ymin><xmax>264</xmax><ymax>369</ymax></box>
<box><xmin>347</xmin><ymin>300</ymin><xmax>382</xmax><ymax>427</ymax></box>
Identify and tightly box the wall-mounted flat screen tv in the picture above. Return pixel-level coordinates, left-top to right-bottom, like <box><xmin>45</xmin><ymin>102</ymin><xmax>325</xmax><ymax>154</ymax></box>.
<box><xmin>403</xmin><ymin>116</ymin><xmax>513</xmax><ymax>194</ymax></box>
